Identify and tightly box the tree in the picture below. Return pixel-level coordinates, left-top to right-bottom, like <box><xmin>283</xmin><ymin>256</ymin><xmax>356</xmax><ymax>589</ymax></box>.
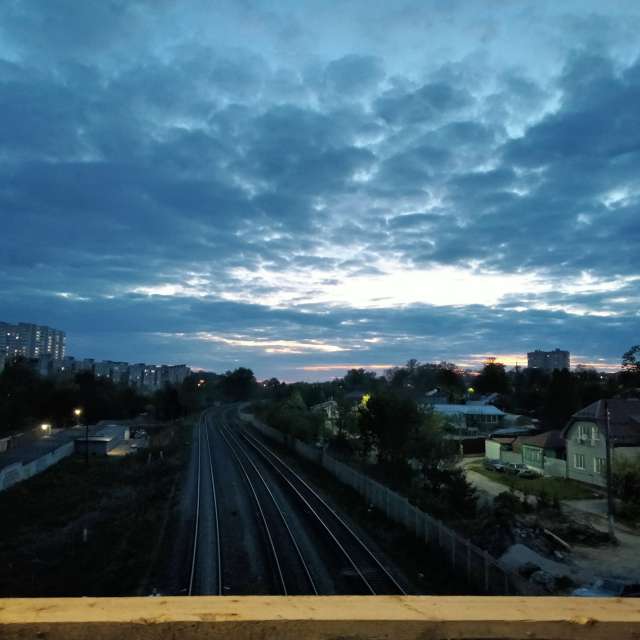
<box><xmin>262</xmin><ymin>377</ymin><xmax>288</xmax><ymax>401</ymax></box>
<box><xmin>475</xmin><ymin>362</ymin><xmax>510</xmax><ymax>394</ymax></box>
<box><xmin>0</xmin><ymin>358</ymin><xmax>43</xmax><ymax>432</ymax></box>
<box><xmin>436</xmin><ymin>364</ymin><xmax>465</xmax><ymax>401</ymax></box>
<box><xmin>621</xmin><ymin>345</ymin><xmax>640</xmax><ymax>388</ymax></box>
<box><xmin>343</xmin><ymin>368</ymin><xmax>377</xmax><ymax>390</ymax></box>
<box><xmin>613</xmin><ymin>455</ymin><xmax>640</xmax><ymax>500</ymax></box>
<box><xmin>358</xmin><ymin>391</ymin><xmax>421</xmax><ymax>475</ymax></box>
<box><xmin>153</xmin><ymin>385</ymin><xmax>183</xmax><ymax>421</ymax></box>
<box><xmin>410</xmin><ymin>410</ymin><xmax>477</xmax><ymax>516</ymax></box>
<box><xmin>221</xmin><ymin>367</ymin><xmax>257</xmax><ymax>401</ymax></box>
<box><xmin>543</xmin><ymin>368</ymin><xmax>580</xmax><ymax>429</ymax></box>
<box><xmin>266</xmin><ymin>391</ymin><xmax>321</xmax><ymax>442</ymax></box>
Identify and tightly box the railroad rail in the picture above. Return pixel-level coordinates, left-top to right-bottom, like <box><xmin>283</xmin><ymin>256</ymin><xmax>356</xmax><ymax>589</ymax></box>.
<box><xmin>220</xmin><ymin>423</ymin><xmax>318</xmax><ymax>595</ymax></box>
<box><xmin>234</xmin><ymin>419</ymin><xmax>406</xmax><ymax>595</ymax></box>
<box><xmin>187</xmin><ymin>412</ymin><xmax>222</xmax><ymax>595</ymax></box>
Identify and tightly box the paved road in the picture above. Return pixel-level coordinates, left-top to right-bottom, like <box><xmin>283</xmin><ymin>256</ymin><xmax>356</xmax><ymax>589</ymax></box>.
<box><xmin>160</xmin><ymin>405</ymin><xmax>409</xmax><ymax>596</ymax></box>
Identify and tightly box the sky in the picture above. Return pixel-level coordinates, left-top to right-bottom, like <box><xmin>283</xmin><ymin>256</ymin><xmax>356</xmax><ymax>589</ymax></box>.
<box><xmin>1</xmin><ymin>1</ymin><xmax>639</xmax><ymax>381</ymax></box>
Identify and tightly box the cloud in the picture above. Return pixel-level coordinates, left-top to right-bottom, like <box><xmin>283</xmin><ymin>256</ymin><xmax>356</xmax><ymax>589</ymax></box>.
<box><xmin>1</xmin><ymin>1</ymin><xmax>639</xmax><ymax>379</ymax></box>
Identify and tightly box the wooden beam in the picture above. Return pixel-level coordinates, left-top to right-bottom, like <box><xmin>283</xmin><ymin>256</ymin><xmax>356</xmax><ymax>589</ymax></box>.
<box><xmin>1</xmin><ymin>596</ymin><xmax>639</xmax><ymax>639</ymax></box>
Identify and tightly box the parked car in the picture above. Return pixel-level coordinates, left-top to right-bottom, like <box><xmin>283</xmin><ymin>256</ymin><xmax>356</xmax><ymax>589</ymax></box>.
<box><xmin>506</xmin><ymin>462</ymin><xmax>529</xmax><ymax>475</ymax></box>
<box><xmin>484</xmin><ymin>459</ymin><xmax>506</xmax><ymax>473</ymax></box>
<box><xmin>573</xmin><ymin>578</ymin><xmax>640</xmax><ymax>597</ymax></box>
<box><xmin>517</xmin><ymin>467</ymin><xmax>541</xmax><ymax>479</ymax></box>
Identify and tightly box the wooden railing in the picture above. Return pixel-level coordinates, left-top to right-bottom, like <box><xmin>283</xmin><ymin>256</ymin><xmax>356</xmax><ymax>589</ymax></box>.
<box><xmin>1</xmin><ymin>596</ymin><xmax>639</xmax><ymax>639</ymax></box>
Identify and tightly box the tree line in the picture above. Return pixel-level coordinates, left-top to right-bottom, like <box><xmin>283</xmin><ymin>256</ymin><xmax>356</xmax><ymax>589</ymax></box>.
<box><xmin>0</xmin><ymin>359</ymin><xmax>260</xmax><ymax>434</ymax></box>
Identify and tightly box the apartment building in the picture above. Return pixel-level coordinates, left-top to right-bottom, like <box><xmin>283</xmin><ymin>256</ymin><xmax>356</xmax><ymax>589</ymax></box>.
<box><xmin>0</xmin><ymin>322</ymin><xmax>65</xmax><ymax>360</ymax></box>
<box><xmin>527</xmin><ymin>349</ymin><xmax>570</xmax><ymax>372</ymax></box>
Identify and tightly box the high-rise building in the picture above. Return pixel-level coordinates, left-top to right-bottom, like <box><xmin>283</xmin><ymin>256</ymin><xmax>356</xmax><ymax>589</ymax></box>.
<box><xmin>527</xmin><ymin>349</ymin><xmax>570</xmax><ymax>372</ymax></box>
<box><xmin>0</xmin><ymin>322</ymin><xmax>65</xmax><ymax>360</ymax></box>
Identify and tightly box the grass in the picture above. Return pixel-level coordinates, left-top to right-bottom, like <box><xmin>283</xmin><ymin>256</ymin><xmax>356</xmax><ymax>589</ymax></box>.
<box><xmin>0</xmin><ymin>418</ymin><xmax>193</xmax><ymax>597</ymax></box>
<box><xmin>468</xmin><ymin>462</ymin><xmax>599</xmax><ymax>501</ymax></box>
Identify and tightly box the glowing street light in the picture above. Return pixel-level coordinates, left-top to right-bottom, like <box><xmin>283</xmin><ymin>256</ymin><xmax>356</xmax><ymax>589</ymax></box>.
<box><xmin>73</xmin><ymin>407</ymin><xmax>89</xmax><ymax>464</ymax></box>
<box><xmin>40</xmin><ymin>423</ymin><xmax>51</xmax><ymax>434</ymax></box>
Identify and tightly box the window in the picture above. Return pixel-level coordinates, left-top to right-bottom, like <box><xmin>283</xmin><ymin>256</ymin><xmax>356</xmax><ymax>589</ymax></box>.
<box><xmin>594</xmin><ymin>457</ymin><xmax>606</xmax><ymax>474</ymax></box>
<box><xmin>591</xmin><ymin>425</ymin><xmax>601</xmax><ymax>442</ymax></box>
<box><xmin>577</xmin><ymin>424</ymin><xmax>590</xmax><ymax>441</ymax></box>
<box><xmin>574</xmin><ymin>453</ymin><xmax>585</xmax><ymax>470</ymax></box>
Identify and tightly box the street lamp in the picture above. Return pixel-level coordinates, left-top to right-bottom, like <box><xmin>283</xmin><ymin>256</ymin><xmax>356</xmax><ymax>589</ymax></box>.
<box><xmin>603</xmin><ymin>401</ymin><xmax>617</xmax><ymax>542</ymax></box>
<box><xmin>40</xmin><ymin>423</ymin><xmax>51</xmax><ymax>435</ymax></box>
<box><xmin>74</xmin><ymin>407</ymin><xmax>88</xmax><ymax>464</ymax></box>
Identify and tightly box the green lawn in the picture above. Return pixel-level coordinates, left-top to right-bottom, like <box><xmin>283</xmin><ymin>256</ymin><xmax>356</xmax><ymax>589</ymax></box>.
<box><xmin>468</xmin><ymin>463</ymin><xmax>600</xmax><ymax>501</ymax></box>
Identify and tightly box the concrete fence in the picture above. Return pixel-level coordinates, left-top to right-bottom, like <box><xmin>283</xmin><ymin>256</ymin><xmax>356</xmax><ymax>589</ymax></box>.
<box><xmin>0</xmin><ymin>441</ymin><xmax>74</xmax><ymax>492</ymax></box>
<box><xmin>243</xmin><ymin>414</ymin><xmax>533</xmax><ymax>595</ymax></box>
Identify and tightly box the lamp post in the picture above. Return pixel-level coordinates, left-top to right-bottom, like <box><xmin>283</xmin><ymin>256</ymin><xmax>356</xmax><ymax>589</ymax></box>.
<box><xmin>603</xmin><ymin>401</ymin><xmax>617</xmax><ymax>542</ymax></box>
<box><xmin>74</xmin><ymin>408</ymin><xmax>86</xmax><ymax>464</ymax></box>
<box><xmin>40</xmin><ymin>423</ymin><xmax>51</xmax><ymax>436</ymax></box>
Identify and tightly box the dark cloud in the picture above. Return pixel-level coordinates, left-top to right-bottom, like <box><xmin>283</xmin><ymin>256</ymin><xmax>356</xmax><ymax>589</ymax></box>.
<box><xmin>323</xmin><ymin>54</ymin><xmax>385</xmax><ymax>96</ymax></box>
<box><xmin>1</xmin><ymin>1</ymin><xmax>638</xmax><ymax>377</ymax></box>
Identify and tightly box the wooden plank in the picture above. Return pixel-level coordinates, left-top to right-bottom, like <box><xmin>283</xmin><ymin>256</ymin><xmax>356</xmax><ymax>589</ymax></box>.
<box><xmin>1</xmin><ymin>596</ymin><xmax>640</xmax><ymax>639</ymax></box>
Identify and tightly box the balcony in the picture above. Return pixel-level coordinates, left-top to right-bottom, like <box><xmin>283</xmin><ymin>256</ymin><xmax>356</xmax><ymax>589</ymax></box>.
<box><xmin>1</xmin><ymin>596</ymin><xmax>639</xmax><ymax>639</ymax></box>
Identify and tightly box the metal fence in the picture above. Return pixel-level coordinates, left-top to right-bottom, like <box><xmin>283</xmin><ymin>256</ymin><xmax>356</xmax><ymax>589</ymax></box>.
<box><xmin>242</xmin><ymin>413</ymin><xmax>535</xmax><ymax>595</ymax></box>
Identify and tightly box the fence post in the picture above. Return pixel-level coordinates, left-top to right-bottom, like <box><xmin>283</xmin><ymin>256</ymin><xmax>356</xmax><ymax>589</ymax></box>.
<box><xmin>483</xmin><ymin>551</ymin><xmax>490</xmax><ymax>593</ymax></box>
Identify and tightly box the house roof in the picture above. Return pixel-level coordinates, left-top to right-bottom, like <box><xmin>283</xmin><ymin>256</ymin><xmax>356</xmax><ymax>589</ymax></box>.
<box><xmin>516</xmin><ymin>429</ymin><xmax>565</xmax><ymax>451</ymax></box>
<box><xmin>489</xmin><ymin>437</ymin><xmax>517</xmax><ymax>445</ymax></box>
<box><xmin>0</xmin><ymin>428</ymin><xmax>79</xmax><ymax>472</ymax></box>
<box><xmin>434</xmin><ymin>404</ymin><xmax>505</xmax><ymax>416</ymax></box>
<box><xmin>563</xmin><ymin>398</ymin><xmax>640</xmax><ymax>444</ymax></box>
<box><xmin>467</xmin><ymin>392</ymin><xmax>499</xmax><ymax>406</ymax></box>
<box><xmin>310</xmin><ymin>400</ymin><xmax>337</xmax><ymax>411</ymax></box>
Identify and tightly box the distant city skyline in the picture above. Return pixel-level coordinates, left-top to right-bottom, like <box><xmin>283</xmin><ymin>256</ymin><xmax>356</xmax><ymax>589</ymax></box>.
<box><xmin>1</xmin><ymin>2</ymin><xmax>638</xmax><ymax>382</ymax></box>
<box><xmin>3</xmin><ymin>316</ymin><xmax>622</xmax><ymax>382</ymax></box>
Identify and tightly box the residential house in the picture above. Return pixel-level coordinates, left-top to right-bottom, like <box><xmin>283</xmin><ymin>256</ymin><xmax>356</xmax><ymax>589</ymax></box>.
<box><xmin>433</xmin><ymin>403</ymin><xmax>505</xmax><ymax>434</ymax></box>
<box><xmin>562</xmin><ymin>398</ymin><xmax>640</xmax><ymax>487</ymax></box>
<box><xmin>518</xmin><ymin>430</ymin><xmax>566</xmax><ymax>476</ymax></box>
<box><xmin>310</xmin><ymin>400</ymin><xmax>339</xmax><ymax>437</ymax></box>
<box><xmin>484</xmin><ymin>429</ymin><xmax>566</xmax><ymax>477</ymax></box>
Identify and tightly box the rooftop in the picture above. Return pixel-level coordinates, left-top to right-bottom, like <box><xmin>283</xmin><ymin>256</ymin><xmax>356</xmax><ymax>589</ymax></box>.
<box><xmin>564</xmin><ymin>398</ymin><xmax>640</xmax><ymax>444</ymax></box>
<box><xmin>433</xmin><ymin>404</ymin><xmax>505</xmax><ymax>416</ymax></box>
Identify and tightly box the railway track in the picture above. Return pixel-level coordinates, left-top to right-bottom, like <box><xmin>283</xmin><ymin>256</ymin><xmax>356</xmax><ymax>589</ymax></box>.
<box><xmin>218</xmin><ymin>424</ymin><xmax>318</xmax><ymax>595</ymax></box>
<box><xmin>227</xmin><ymin>415</ymin><xmax>406</xmax><ymax>595</ymax></box>
<box><xmin>187</xmin><ymin>412</ymin><xmax>222</xmax><ymax>595</ymax></box>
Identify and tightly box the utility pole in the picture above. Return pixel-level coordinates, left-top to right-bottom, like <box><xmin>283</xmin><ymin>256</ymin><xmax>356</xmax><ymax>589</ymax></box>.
<box><xmin>604</xmin><ymin>400</ymin><xmax>617</xmax><ymax>542</ymax></box>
